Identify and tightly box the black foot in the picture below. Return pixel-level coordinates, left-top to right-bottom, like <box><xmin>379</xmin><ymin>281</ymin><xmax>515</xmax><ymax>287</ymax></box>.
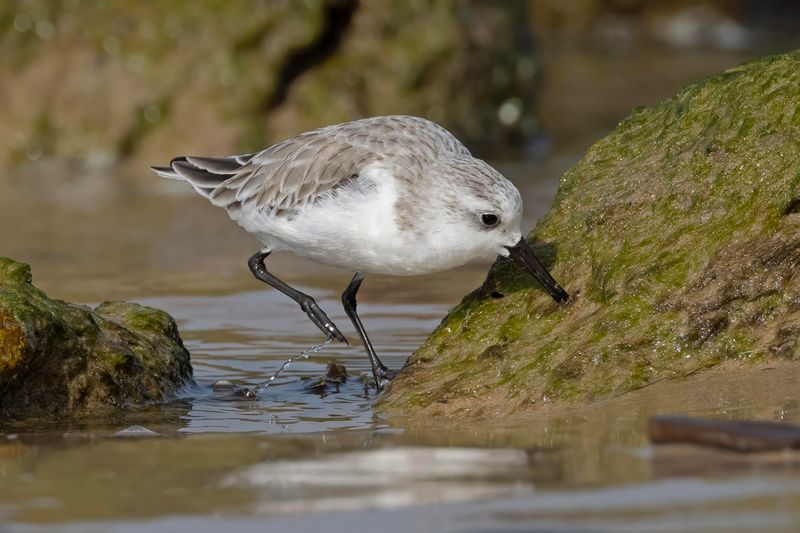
<box><xmin>300</xmin><ymin>298</ymin><xmax>347</xmax><ymax>344</ymax></box>
<box><xmin>374</xmin><ymin>366</ymin><xmax>397</xmax><ymax>393</ymax></box>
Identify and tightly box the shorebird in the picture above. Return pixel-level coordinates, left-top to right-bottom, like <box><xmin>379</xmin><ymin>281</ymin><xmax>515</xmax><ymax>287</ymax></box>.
<box><xmin>152</xmin><ymin>115</ymin><xmax>568</xmax><ymax>390</ymax></box>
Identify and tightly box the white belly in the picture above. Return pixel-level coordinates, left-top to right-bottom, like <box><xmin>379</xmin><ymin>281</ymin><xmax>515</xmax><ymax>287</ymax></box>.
<box><xmin>234</xmin><ymin>165</ymin><xmax>492</xmax><ymax>276</ymax></box>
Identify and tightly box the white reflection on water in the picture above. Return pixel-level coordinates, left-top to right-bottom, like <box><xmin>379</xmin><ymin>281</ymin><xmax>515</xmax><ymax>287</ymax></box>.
<box><xmin>224</xmin><ymin>446</ymin><xmax>533</xmax><ymax>512</ymax></box>
<box><xmin>18</xmin><ymin>476</ymin><xmax>800</xmax><ymax>533</ymax></box>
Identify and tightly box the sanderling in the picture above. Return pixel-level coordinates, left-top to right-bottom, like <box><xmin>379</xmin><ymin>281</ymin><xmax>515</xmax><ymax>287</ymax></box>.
<box><xmin>152</xmin><ymin>115</ymin><xmax>568</xmax><ymax>390</ymax></box>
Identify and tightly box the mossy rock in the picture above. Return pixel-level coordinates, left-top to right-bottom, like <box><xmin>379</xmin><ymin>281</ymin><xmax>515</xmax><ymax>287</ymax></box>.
<box><xmin>0</xmin><ymin>1</ymin><xmax>536</xmax><ymax>168</ymax></box>
<box><xmin>382</xmin><ymin>51</ymin><xmax>800</xmax><ymax>416</ymax></box>
<box><xmin>0</xmin><ymin>258</ymin><xmax>192</xmax><ymax>419</ymax></box>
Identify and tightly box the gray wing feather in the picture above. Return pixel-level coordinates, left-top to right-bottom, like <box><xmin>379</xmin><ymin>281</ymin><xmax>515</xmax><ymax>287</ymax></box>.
<box><xmin>151</xmin><ymin>115</ymin><xmax>469</xmax><ymax>214</ymax></box>
<box><xmin>230</xmin><ymin>134</ymin><xmax>375</xmax><ymax>212</ymax></box>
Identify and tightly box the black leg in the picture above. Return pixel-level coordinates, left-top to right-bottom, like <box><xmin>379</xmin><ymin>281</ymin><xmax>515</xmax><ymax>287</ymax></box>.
<box><xmin>248</xmin><ymin>251</ymin><xmax>347</xmax><ymax>343</ymax></box>
<box><xmin>341</xmin><ymin>272</ymin><xmax>395</xmax><ymax>391</ymax></box>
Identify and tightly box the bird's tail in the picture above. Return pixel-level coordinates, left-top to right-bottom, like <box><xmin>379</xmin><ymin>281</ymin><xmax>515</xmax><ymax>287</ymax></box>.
<box><xmin>151</xmin><ymin>154</ymin><xmax>254</xmax><ymax>202</ymax></box>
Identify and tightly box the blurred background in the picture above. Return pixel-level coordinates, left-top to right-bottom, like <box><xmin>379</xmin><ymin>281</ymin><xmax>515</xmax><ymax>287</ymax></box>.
<box><xmin>2</xmin><ymin>0</ymin><xmax>800</xmax><ymax>301</ymax></box>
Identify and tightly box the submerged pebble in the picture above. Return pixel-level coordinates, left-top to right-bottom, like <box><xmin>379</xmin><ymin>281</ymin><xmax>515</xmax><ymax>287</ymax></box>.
<box><xmin>212</xmin><ymin>380</ymin><xmax>236</xmax><ymax>391</ymax></box>
<box><xmin>303</xmin><ymin>361</ymin><xmax>349</xmax><ymax>394</ymax></box>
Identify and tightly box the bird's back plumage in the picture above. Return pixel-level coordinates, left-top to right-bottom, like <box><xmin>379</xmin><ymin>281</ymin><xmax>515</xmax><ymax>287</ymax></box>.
<box><xmin>152</xmin><ymin>115</ymin><xmax>470</xmax><ymax>219</ymax></box>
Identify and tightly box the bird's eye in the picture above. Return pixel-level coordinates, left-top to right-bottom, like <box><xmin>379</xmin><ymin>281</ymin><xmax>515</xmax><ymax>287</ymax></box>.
<box><xmin>481</xmin><ymin>213</ymin><xmax>500</xmax><ymax>227</ymax></box>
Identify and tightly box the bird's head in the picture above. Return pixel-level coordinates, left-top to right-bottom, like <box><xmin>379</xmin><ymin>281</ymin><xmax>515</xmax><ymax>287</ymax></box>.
<box><xmin>431</xmin><ymin>155</ymin><xmax>569</xmax><ymax>303</ymax></box>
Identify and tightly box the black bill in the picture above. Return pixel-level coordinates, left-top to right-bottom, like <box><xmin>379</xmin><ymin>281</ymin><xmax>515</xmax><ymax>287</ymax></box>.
<box><xmin>505</xmin><ymin>238</ymin><xmax>569</xmax><ymax>303</ymax></box>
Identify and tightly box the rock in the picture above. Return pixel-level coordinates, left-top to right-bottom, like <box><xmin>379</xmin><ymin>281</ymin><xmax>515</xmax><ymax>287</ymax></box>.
<box><xmin>382</xmin><ymin>51</ymin><xmax>800</xmax><ymax>416</ymax></box>
<box><xmin>211</xmin><ymin>380</ymin><xmax>236</xmax><ymax>391</ymax></box>
<box><xmin>302</xmin><ymin>361</ymin><xmax>349</xmax><ymax>395</ymax></box>
<box><xmin>0</xmin><ymin>258</ymin><xmax>192</xmax><ymax>419</ymax></box>
<box><xmin>0</xmin><ymin>1</ymin><xmax>537</xmax><ymax>170</ymax></box>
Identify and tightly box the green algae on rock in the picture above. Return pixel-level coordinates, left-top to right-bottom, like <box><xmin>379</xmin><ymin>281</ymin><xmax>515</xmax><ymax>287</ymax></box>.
<box><xmin>382</xmin><ymin>51</ymin><xmax>800</xmax><ymax>417</ymax></box>
<box><xmin>0</xmin><ymin>258</ymin><xmax>192</xmax><ymax>419</ymax></box>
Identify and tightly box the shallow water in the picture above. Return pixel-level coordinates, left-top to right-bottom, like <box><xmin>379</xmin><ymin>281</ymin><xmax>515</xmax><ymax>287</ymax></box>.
<box><xmin>5</xmin><ymin>170</ymin><xmax>800</xmax><ymax>533</ymax></box>
<box><xmin>147</xmin><ymin>290</ymin><xmax>446</xmax><ymax>434</ymax></box>
<box><xmin>5</xmin><ymin>43</ymin><xmax>800</xmax><ymax>532</ymax></box>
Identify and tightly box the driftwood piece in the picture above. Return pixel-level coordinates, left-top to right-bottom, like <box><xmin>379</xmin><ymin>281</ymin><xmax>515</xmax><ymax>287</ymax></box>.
<box><xmin>648</xmin><ymin>416</ymin><xmax>800</xmax><ymax>452</ymax></box>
